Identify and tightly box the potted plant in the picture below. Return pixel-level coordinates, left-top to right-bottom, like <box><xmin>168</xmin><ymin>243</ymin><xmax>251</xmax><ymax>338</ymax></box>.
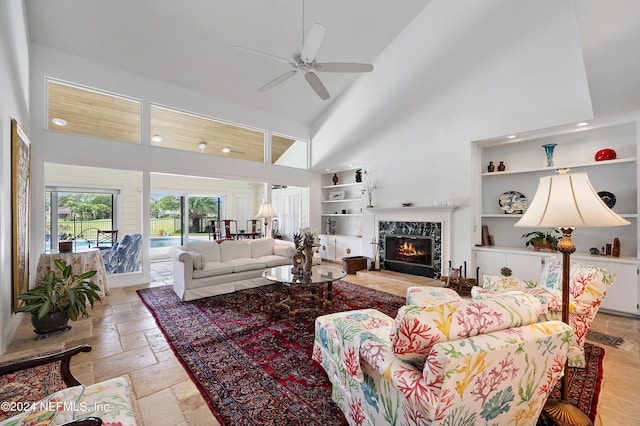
<box><xmin>16</xmin><ymin>259</ymin><xmax>101</xmax><ymax>335</ymax></box>
<box><xmin>58</xmin><ymin>233</ymin><xmax>76</xmax><ymax>252</ymax></box>
<box><xmin>521</xmin><ymin>229</ymin><xmax>561</xmax><ymax>251</ymax></box>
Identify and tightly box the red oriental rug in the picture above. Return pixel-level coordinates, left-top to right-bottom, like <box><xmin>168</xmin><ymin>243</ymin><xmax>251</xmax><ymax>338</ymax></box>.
<box><xmin>137</xmin><ymin>282</ymin><xmax>604</xmax><ymax>425</ymax></box>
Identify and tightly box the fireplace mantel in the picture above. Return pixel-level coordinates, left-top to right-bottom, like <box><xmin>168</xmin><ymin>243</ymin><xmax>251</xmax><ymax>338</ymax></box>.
<box><xmin>362</xmin><ymin>206</ymin><xmax>456</xmax><ymax>278</ymax></box>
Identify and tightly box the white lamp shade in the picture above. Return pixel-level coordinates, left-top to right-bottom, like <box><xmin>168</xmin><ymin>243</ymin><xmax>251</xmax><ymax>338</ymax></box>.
<box><xmin>255</xmin><ymin>202</ymin><xmax>277</xmax><ymax>219</ymax></box>
<box><xmin>515</xmin><ymin>172</ymin><xmax>629</xmax><ymax>228</ymax></box>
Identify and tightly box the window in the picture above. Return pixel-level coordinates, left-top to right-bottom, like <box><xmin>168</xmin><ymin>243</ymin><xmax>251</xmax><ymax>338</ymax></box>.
<box><xmin>46</xmin><ymin>188</ymin><xmax>118</xmax><ymax>250</ymax></box>
<box><xmin>271</xmin><ymin>185</ymin><xmax>310</xmax><ymax>238</ymax></box>
<box><xmin>272</xmin><ymin>135</ymin><xmax>308</xmax><ymax>169</ymax></box>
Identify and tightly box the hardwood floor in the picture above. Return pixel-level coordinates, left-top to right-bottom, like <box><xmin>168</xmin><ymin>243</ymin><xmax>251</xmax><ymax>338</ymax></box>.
<box><xmin>1</xmin><ymin>261</ymin><xmax>639</xmax><ymax>425</ymax></box>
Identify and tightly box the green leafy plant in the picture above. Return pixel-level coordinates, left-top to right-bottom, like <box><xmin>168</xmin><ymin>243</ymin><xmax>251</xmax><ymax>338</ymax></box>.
<box><xmin>58</xmin><ymin>232</ymin><xmax>78</xmax><ymax>241</ymax></box>
<box><xmin>521</xmin><ymin>229</ymin><xmax>561</xmax><ymax>250</ymax></box>
<box><xmin>16</xmin><ymin>259</ymin><xmax>101</xmax><ymax>320</ymax></box>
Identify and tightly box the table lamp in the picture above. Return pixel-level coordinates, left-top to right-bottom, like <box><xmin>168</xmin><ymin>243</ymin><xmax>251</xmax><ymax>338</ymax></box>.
<box><xmin>515</xmin><ymin>171</ymin><xmax>629</xmax><ymax>426</ymax></box>
<box><xmin>255</xmin><ymin>202</ymin><xmax>278</xmax><ymax>237</ymax></box>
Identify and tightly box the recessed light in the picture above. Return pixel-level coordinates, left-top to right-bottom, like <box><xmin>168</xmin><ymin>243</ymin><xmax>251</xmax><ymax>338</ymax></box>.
<box><xmin>577</xmin><ymin>122</ymin><xmax>589</xmax><ymax>127</ymax></box>
<box><xmin>151</xmin><ymin>135</ymin><xmax>162</xmax><ymax>142</ymax></box>
<box><xmin>51</xmin><ymin>118</ymin><xmax>67</xmax><ymax>126</ymax></box>
<box><xmin>222</xmin><ymin>147</ymin><xmax>231</xmax><ymax>153</ymax></box>
<box><xmin>325</xmin><ymin>169</ymin><xmax>331</xmax><ymax>172</ymax></box>
<box><xmin>198</xmin><ymin>142</ymin><xmax>207</xmax><ymax>153</ymax></box>
<box><xmin>507</xmin><ymin>135</ymin><xmax>517</xmax><ymax>139</ymax></box>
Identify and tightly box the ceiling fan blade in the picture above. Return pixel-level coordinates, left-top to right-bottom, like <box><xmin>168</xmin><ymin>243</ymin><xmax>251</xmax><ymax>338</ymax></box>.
<box><xmin>258</xmin><ymin>70</ymin><xmax>297</xmax><ymax>92</ymax></box>
<box><xmin>301</xmin><ymin>23</ymin><xmax>326</xmax><ymax>63</ymax></box>
<box><xmin>315</xmin><ymin>63</ymin><xmax>374</xmax><ymax>73</ymax></box>
<box><xmin>304</xmin><ymin>71</ymin><xmax>329</xmax><ymax>100</ymax></box>
<box><xmin>234</xmin><ymin>45</ymin><xmax>293</xmax><ymax>65</ymax></box>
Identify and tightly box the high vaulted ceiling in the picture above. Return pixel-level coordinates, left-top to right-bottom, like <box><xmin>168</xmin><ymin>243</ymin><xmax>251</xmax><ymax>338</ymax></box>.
<box><xmin>24</xmin><ymin>1</ymin><xmax>640</xmax><ymax>127</ymax></box>
<box><xmin>25</xmin><ymin>0</ymin><xmax>433</xmax><ymax>125</ymax></box>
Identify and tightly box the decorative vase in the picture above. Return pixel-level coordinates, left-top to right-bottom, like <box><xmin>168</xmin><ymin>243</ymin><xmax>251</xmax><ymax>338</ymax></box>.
<box><xmin>366</xmin><ymin>192</ymin><xmax>373</xmax><ymax>208</ymax></box>
<box><xmin>487</xmin><ymin>161</ymin><xmax>495</xmax><ymax>172</ymax></box>
<box><xmin>355</xmin><ymin>169</ymin><xmax>362</xmax><ymax>182</ymax></box>
<box><xmin>332</xmin><ymin>173</ymin><xmax>339</xmax><ymax>185</ymax></box>
<box><xmin>497</xmin><ymin>161</ymin><xmax>506</xmax><ymax>172</ymax></box>
<box><xmin>542</xmin><ymin>143</ymin><xmax>557</xmax><ymax>167</ymax></box>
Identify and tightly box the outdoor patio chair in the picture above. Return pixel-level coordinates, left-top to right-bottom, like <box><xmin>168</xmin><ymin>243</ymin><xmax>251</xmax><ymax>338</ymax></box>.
<box><xmin>89</xmin><ymin>229</ymin><xmax>118</xmax><ymax>250</ymax></box>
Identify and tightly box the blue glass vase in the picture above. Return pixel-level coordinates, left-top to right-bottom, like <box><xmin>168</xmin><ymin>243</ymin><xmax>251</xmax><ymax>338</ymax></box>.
<box><xmin>542</xmin><ymin>143</ymin><xmax>557</xmax><ymax>167</ymax></box>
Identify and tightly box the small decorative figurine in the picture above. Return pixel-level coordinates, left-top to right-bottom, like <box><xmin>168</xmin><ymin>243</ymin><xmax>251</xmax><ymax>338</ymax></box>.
<box><xmin>355</xmin><ymin>169</ymin><xmax>362</xmax><ymax>182</ymax></box>
<box><xmin>332</xmin><ymin>173</ymin><xmax>339</xmax><ymax>185</ymax></box>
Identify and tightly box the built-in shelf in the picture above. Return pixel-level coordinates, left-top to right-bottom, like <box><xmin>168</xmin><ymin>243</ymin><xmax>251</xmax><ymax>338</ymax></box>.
<box><xmin>322</xmin><ymin>198</ymin><xmax>362</xmax><ymax>203</ymax></box>
<box><xmin>473</xmin><ymin>117</ymin><xmax>640</xmax><ymax>316</ymax></box>
<box><xmin>321</xmin><ymin>182</ymin><xmax>362</xmax><ymax>189</ymax></box>
<box><xmin>481</xmin><ymin>157</ymin><xmax>635</xmax><ymax>177</ymax></box>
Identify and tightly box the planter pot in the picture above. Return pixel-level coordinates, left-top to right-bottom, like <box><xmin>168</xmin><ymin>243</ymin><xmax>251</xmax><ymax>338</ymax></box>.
<box><xmin>532</xmin><ymin>241</ymin><xmax>554</xmax><ymax>251</ymax></box>
<box><xmin>58</xmin><ymin>241</ymin><xmax>73</xmax><ymax>252</ymax></box>
<box><xmin>31</xmin><ymin>311</ymin><xmax>69</xmax><ymax>334</ymax></box>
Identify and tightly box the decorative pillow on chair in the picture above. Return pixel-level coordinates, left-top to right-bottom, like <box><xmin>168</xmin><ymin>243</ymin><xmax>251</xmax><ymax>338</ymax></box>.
<box><xmin>389</xmin><ymin>293</ymin><xmax>543</xmax><ymax>368</ymax></box>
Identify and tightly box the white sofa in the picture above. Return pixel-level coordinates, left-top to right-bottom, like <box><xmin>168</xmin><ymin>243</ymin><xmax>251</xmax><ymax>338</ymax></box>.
<box><xmin>167</xmin><ymin>237</ymin><xmax>295</xmax><ymax>301</ymax></box>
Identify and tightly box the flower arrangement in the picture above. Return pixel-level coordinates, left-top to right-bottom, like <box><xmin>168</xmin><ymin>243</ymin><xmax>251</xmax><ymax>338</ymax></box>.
<box><xmin>360</xmin><ymin>171</ymin><xmax>378</xmax><ymax>208</ymax></box>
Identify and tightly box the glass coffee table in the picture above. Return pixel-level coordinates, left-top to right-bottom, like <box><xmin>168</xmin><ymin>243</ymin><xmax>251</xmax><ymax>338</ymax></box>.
<box><xmin>263</xmin><ymin>265</ymin><xmax>346</xmax><ymax>319</ymax></box>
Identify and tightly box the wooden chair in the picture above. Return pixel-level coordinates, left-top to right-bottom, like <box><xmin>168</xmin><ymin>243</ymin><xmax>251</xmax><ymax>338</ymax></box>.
<box><xmin>0</xmin><ymin>345</ymin><xmax>137</xmax><ymax>425</ymax></box>
<box><xmin>90</xmin><ymin>229</ymin><xmax>118</xmax><ymax>249</ymax></box>
<box><xmin>222</xmin><ymin>220</ymin><xmax>238</xmax><ymax>239</ymax></box>
<box><xmin>247</xmin><ymin>219</ymin><xmax>260</xmax><ymax>238</ymax></box>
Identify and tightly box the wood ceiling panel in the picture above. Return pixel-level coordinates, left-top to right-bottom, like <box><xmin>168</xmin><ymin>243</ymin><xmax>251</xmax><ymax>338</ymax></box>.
<box><xmin>271</xmin><ymin>135</ymin><xmax>296</xmax><ymax>164</ymax></box>
<box><xmin>47</xmin><ymin>81</ymin><xmax>141</xmax><ymax>143</ymax></box>
<box><xmin>47</xmin><ymin>81</ymin><xmax>304</xmax><ymax>166</ymax></box>
<box><xmin>151</xmin><ymin>105</ymin><xmax>265</xmax><ymax>162</ymax></box>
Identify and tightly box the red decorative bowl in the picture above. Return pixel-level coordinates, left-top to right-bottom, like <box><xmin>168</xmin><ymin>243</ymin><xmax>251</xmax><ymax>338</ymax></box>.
<box><xmin>595</xmin><ymin>148</ymin><xmax>617</xmax><ymax>161</ymax></box>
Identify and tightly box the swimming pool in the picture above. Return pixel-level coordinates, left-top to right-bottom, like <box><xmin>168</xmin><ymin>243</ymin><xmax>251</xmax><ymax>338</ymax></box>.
<box><xmin>46</xmin><ymin>236</ymin><xmax>190</xmax><ymax>250</ymax></box>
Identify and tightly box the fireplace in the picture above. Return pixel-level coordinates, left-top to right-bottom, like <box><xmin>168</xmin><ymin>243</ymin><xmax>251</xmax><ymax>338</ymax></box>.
<box><xmin>384</xmin><ymin>234</ymin><xmax>434</xmax><ymax>277</ymax></box>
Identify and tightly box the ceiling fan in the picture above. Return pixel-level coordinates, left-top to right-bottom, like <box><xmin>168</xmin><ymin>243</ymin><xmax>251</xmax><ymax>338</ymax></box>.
<box><xmin>235</xmin><ymin>23</ymin><xmax>373</xmax><ymax>100</ymax></box>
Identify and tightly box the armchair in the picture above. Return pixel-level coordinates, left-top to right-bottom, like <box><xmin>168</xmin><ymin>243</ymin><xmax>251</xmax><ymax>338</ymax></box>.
<box><xmin>101</xmin><ymin>233</ymin><xmax>142</xmax><ymax>274</ymax></box>
<box><xmin>472</xmin><ymin>257</ymin><xmax>615</xmax><ymax>368</ymax></box>
<box><xmin>313</xmin><ymin>291</ymin><xmax>572</xmax><ymax>425</ymax></box>
<box><xmin>0</xmin><ymin>345</ymin><xmax>136</xmax><ymax>425</ymax></box>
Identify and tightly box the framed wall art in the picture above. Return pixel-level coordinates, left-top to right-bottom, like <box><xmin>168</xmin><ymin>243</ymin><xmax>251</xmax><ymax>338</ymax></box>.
<box><xmin>11</xmin><ymin>118</ymin><xmax>31</xmax><ymax>311</ymax></box>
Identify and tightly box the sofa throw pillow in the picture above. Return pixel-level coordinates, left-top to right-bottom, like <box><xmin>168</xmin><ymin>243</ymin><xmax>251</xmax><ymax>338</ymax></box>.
<box><xmin>187</xmin><ymin>251</ymin><xmax>204</xmax><ymax>270</ymax></box>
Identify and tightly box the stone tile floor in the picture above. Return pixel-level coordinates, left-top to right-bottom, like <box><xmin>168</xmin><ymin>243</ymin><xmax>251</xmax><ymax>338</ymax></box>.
<box><xmin>1</xmin><ymin>261</ymin><xmax>639</xmax><ymax>425</ymax></box>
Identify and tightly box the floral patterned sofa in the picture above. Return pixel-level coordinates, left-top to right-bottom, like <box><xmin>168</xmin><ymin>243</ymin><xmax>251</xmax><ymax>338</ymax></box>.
<box><xmin>472</xmin><ymin>257</ymin><xmax>614</xmax><ymax>368</ymax></box>
<box><xmin>313</xmin><ymin>288</ymin><xmax>572</xmax><ymax>425</ymax></box>
<box><xmin>0</xmin><ymin>345</ymin><xmax>136</xmax><ymax>426</ymax></box>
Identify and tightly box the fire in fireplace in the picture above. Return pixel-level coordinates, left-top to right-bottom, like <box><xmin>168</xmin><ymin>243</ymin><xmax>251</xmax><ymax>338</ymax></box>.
<box><xmin>384</xmin><ymin>235</ymin><xmax>434</xmax><ymax>277</ymax></box>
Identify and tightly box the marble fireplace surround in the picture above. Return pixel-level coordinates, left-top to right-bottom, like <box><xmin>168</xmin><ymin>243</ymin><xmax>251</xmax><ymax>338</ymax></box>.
<box><xmin>364</xmin><ymin>207</ymin><xmax>455</xmax><ymax>279</ymax></box>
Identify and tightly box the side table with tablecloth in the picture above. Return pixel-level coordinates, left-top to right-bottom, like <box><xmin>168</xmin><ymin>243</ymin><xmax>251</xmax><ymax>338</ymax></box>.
<box><xmin>36</xmin><ymin>249</ymin><xmax>109</xmax><ymax>296</ymax></box>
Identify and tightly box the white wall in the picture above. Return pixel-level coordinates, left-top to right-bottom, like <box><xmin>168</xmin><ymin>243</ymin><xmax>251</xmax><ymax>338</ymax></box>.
<box><xmin>0</xmin><ymin>0</ymin><xmax>31</xmax><ymax>353</ymax></box>
<box><xmin>311</xmin><ymin>0</ymin><xmax>594</xmax><ymax>266</ymax></box>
